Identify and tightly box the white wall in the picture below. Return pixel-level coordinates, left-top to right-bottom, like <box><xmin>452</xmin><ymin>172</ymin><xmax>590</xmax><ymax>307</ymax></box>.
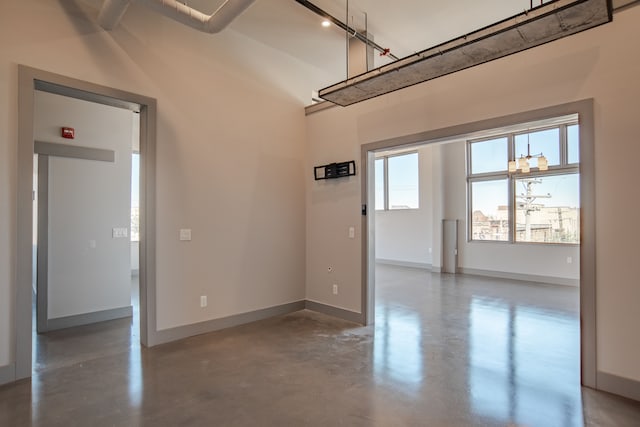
<box><xmin>306</xmin><ymin>7</ymin><xmax>640</xmax><ymax>382</ymax></box>
<box><xmin>34</xmin><ymin>91</ymin><xmax>132</xmax><ymax>319</ymax></box>
<box><xmin>0</xmin><ymin>0</ymin><xmax>312</xmax><ymax>367</ymax></box>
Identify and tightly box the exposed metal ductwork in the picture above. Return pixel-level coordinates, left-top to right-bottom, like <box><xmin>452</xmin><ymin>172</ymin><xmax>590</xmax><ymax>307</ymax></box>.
<box><xmin>98</xmin><ymin>0</ymin><xmax>256</xmax><ymax>33</ymax></box>
<box><xmin>319</xmin><ymin>0</ymin><xmax>613</xmax><ymax>106</ymax></box>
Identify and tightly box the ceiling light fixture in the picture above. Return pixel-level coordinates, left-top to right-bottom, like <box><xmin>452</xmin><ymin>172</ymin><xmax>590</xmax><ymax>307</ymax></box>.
<box><xmin>508</xmin><ymin>133</ymin><xmax>548</xmax><ymax>174</ymax></box>
<box><xmin>321</xmin><ymin>19</ymin><xmax>331</xmax><ymax>27</ymax></box>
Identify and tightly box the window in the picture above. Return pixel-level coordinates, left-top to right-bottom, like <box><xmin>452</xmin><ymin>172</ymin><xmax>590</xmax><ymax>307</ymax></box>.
<box><xmin>470</xmin><ymin>137</ymin><xmax>508</xmax><ymax>174</ymax></box>
<box><xmin>375</xmin><ymin>152</ymin><xmax>419</xmax><ymax>210</ymax></box>
<box><xmin>470</xmin><ymin>179</ymin><xmax>509</xmax><ymax>241</ymax></box>
<box><xmin>375</xmin><ymin>158</ymin><xmax>385</xmax><ymax>211</ymax></box>
<box><xmin>514</xmin><ymin>174</ymin><xmax>579</xmax><ymax>243</ymax></box>
<box><xmin>514</xmin><ymin>128</ymin><xmax>560</xmax><ymax>169</ymax></box>
<box><xmin>567</xmin><ymin>124</ymin><xmax>579</xmax><ymax>164</ymax></box>
<box><xmin>467</xmin><ymin>121</ymin><xmax>579</xmax><ymax>244</ymax></box>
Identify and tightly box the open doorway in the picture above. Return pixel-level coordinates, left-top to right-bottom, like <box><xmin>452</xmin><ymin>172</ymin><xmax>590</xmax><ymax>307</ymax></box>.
<box><xmin>361</xmin><ymin>100</ymin><xmax>596</xmax><ymax>401</ymax></box>
<box><xmin>15</xmin><ymin>66</ymin><xmax>157</xmax><ymax>382</ymax></box>
<box><xmin>30</xmin><ymin>90</ymin><xmax>141</xmax><ymax>372</ymax></box>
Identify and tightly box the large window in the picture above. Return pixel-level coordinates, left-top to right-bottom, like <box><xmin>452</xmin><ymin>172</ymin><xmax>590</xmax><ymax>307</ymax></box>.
<box><xmin>375</xmin><ymin>152</ymin><xmax>419</xmax><ymax>210</ymax></box>
<box><xmin>467</xmin><ymin>122</ymin><xmax>580</xmax><ymax>244</ymax></box>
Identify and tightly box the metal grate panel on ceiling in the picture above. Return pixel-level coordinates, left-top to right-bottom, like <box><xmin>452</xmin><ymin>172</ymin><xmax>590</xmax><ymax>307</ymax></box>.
<box><xmin>319</xmin><ymin>0</ymin><xmax>612</xmax><ymax>106</ymax></box>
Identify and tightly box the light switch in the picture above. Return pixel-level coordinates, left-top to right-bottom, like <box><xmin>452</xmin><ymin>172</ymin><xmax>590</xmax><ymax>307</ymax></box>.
<box><xmin>89</xmin><ymin>240</ymin><xmax>97</xmax><ymax>249</ymax></box>
<box><xmin>179</xmin><ymin>229</ymin><xmax>192</xmax><ymax>241</ymax></box>
<box><xmin>112</xmin><ymin>227</ymin><xmax>128</xmax><ymax>238</ymax></box>
<box><xmin>348</xmin><ymin>227</ymin><xmax>355</xmax><ymax>239</ymax></box>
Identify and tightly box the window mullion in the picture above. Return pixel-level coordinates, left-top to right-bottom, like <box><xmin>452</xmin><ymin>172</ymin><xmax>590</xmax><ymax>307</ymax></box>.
<box><xmin>384</xmin><ymin>157</ymin><xmax>389</xmax><ymax>211</ymax></box>
<box><xmin>467</xmin><ymin>140</ymin><xmax>473</xmax><ymax>177</ymax></box>
<box><xmin>467</xmin><ymin>176</ymin><xmax>472</xmax><ymax>241</ymax></box>
<box><xmin>560</xmin><ymin>124</ymin><xmax>568</xmax><ymax>166</ymax></box>
<box><xmin>508</xmin><ymin>134</ymin><xmax>515</xmax><ymax>243</ymax></box>
<box><xmin>508</xmin><ymin>133</ymin><xmax>515</xmax><ymax>165</ymax></box>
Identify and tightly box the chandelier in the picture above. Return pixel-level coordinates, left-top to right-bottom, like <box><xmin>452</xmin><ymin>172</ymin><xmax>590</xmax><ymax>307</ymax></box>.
<box><xmin>508</xmin><ymin>134</ymin><xmax>548</xmax><ymax>174</ymax></box>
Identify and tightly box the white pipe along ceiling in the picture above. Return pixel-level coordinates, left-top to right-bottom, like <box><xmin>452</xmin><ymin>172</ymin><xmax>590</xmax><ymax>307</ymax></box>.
<box><xmin>98</xmin><ymin>0</ymin><xmax>257</xmax><ymax>33</ymax></box>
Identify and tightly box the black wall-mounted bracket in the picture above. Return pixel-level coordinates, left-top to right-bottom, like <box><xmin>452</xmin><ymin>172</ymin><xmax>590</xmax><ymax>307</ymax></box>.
<box><xmin>314</xmin><ymin>160</ymin><xmax>356</xmax><ymax>181</ymax></box>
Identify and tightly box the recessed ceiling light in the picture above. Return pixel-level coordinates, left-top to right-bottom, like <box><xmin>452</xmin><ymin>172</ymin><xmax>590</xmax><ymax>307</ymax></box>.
<box><xmin>321</xmin><ymin>19</ymin><xmax>331</xmax><ymax>28</ymax></box>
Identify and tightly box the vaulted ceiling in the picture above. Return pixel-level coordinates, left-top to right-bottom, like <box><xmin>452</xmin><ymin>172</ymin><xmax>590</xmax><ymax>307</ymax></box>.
<box><xmin>84</xmin><ymin>0</ymin><xmax>636</xmax><ymax>102</ymax></box>
<box><xmin>188</xmin><ymin>0</ymin><xmax>550</xmax><ymax>86</ymax></box>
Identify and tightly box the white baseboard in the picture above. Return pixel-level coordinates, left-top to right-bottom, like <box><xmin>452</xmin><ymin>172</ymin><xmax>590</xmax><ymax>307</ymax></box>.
<box><xmin>46</xmin><ymin>305</ymin><xmax>133</xmax><ymax>332</ymax></box>
<box><xmin>0</xmin><ymin>362</ymin><xmax>15</xmax><ymax>386</ymax></box>
<box><xmin>459</xmin><ymin>267</ymin><xmax>579</xmax><ymax>286</ymax></box>
<box><xmin>376</xmin><ymin>259</ymin><xmax>432</xmax><ymax>270</ymax></box>
<box><xmin>305</xmin><ymin>300</ymin><xmax>363</xmax><ymax>324</ymax></box>
<box><xmin>151</xmin><ymin>301</ymin><xmax>306</xmax><ymax>346</ymax></box>
<box><xmin>375</xmin><ymin>261</ymin><xmax>577</xmax><ymax>285</ymax></box>
<box><xmin>597</xmin><ymin>371</ymin><xmax>640</xmax><ymax>402</ymax></box>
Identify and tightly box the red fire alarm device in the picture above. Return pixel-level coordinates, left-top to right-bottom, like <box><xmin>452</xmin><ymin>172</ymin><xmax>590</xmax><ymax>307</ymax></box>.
<box><xmin>61</xmin><ymin>127</ymin><xmax>75</xmax><ymax>139</ymax></box>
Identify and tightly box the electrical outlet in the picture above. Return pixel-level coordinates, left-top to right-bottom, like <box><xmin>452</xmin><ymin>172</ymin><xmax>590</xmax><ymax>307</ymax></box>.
<box><xmin>180</xmin><ymin>228</ymin><xmax>192</xmax><ymax>241</ymax></box>
<box><xmin>566</xmin><ymin>256</ymin><xmax>573</xmax><ymax>264</ymax></box>
<box><xmin>200</xmin><ymin>295</ymin><xmax>207</xmax><ymax>308</ymax></box>
<box><xmin>332</xmin><ymin>284</ymin><xmax>338</xmax><ymax>295</ymax></box>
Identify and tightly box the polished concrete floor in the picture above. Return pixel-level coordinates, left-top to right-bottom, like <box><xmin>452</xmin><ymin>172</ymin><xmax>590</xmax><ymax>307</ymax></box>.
<box><xmin>1</xmin><ymin>266</ymin><xmax>639</xmax><ymax>426</ymax></box>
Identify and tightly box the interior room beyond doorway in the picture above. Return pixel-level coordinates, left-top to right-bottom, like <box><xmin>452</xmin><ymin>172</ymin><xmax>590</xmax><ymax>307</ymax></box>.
<box><xmin>373</xmin><ymin>115</ymin><xmax>581</xmax><ymax>285</ymax></box>
<box><xmin>363</xmin><ymin>102</ymin><xmax>594</xmax><ymax>386</ymax></box>
<box><xmin>30</xmin><ymin>90</ymin><xmax>142</xmax><ymax>373</ymax></box>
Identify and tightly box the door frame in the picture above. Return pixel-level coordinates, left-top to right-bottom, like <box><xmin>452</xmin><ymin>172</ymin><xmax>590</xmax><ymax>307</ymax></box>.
<box><xmin>360</xmin><ymin>99</ymin><xmax>596</xmax><ymax>388</ymax></box>
<box><xmin>15</xmin><ymin>65</ymin><xmax>158</xmax><ymax>380</ymax></box>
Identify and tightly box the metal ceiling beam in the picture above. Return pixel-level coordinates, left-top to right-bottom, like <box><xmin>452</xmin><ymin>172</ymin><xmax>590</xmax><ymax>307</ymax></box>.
<box><xmin>319</xmin><ymin>0</ymin><xmax>613</xmax><ymax>107</ymax></box>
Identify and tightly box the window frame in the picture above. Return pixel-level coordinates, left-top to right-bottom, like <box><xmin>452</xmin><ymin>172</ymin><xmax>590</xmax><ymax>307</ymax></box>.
<box><xmin>468</xmin><ymin>177</ymin><xmax>510</xmax><ymax>242</ymax></box>
<box><xmin>467</xmin><ymin>122</ymin><xmax>579</xmax><ymax>245</ymax></box>
<box><xmin>375</xmin><ymin>150</ymin><xmax>420</xmax><ymax>211</ymax></box>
